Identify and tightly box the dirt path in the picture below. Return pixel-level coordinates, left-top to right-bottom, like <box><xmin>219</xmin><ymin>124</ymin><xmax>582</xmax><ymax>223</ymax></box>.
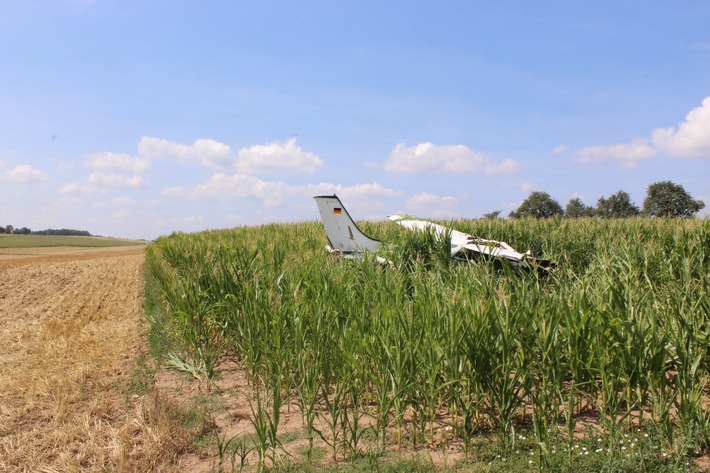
<box><xmin>0</xmin><ymin>246</ymin><xmax>147</xmax><ymax>471</ymax></box>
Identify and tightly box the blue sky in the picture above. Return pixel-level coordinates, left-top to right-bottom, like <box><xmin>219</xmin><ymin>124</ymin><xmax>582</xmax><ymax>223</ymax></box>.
<box><xmin>1</xmin><ymin>1</ymin><xmax>709</xmax><ymax>240</ymax></box>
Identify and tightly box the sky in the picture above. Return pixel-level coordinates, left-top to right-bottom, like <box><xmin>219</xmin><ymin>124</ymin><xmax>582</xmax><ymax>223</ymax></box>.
<box><xmin>1</xmin><ymin>1</ymin><xmax>709</xmax><ymax>240</ymax></box>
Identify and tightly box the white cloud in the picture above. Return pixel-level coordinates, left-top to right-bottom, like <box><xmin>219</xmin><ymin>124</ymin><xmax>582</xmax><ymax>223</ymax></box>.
<box><xmin>575</xmin><ymin>140</ymin><xmax>657</xmax><ymax>169</ymax></box>
<box><xmin>58</xmin><ymin>161</ymin><xmax>76</xmax><ymax>171</ymax></box>
<box><xmin>84</xmin><ymin>152</ymin><xmax>150</xmax><ymax>173</ymax></box>
<box><xmin>162</xmin><ymin>173</ymin><xmax>399</xmax><ymax>208</ymax></box>
<box><xmin>235</xmin><ymin>138</ymin><xmax>323</xmax><ymax>173</ymax></box>
<box><xmin>407</xmin><ymin>192</ymin><xmax>460</xmax><ymax>209</ymax></box>
<box><xmin>554</xmin><ymin>145</ymin><xmax>568</xmax><ymax>154</ymax></box>
<box><xmin>138</xmin><ymin>136</ymin><xmax>233</xmax><ymax>168</ymax></box>
<box><xmin>112</xmin><ymin>196</ymin><xmax>137</xmax><ymax>205</ymax></box>
<box><xmin>87</xmin><ymin>171</ymin><xmax>148</xmax><ymax>189</ymax></box>
<box><xmin>320</xmin><ymin>182</ymin><xmax>401</xmax><ymax>201</ymax></box>
<box><xmin>59</xmin><ymin>182</ymin><xmax>81</xmax><ymax>194</ymax></box>
<box><xmin>574</xmin><ymin>97</ymin><xmax>710</xmax><ymax>168</ymax></box>
<box><xmin>169</xmin><ymin>173</ymin><xmax>286</xmax><ymax>200</ymax></box>
<box><xmin>138</xmin><ymin>136</ymin><xmax>323</xmax><ymax>173</ymax></box>
<box><xmin>405</xmin><ymin>193</ymin><xmax>462</xmax><ymax>219</ymax></box>
<box><xmin>651</xmin><ymin>97</ymin><xmax>710</xmax><ymax>158</ymax></box>
<box><xmin>384</xmin><ymin>142</ymin><xmax>520</xmax><ymax>174</ymax></box>
<box><xmin>0</xmin><ymin>164</ymin><xmax>48</xmax><ymax>183</ymax></box>
<box><xmin>63</xmin><ymin>172</ymin><xmax>148</xmax><ymax>194</ymax></box>
<box><xmin>502</xmin><ymin>200</ymin><xmax>521</xmax><ymax>212</ymax></box>
<box><xmin>568</xmin><ymin>192</ymin><xmax>589</xmax><ymax>202</ymax></box>
<box><xmin>162</xmin><ymin>186</ymin><xmax>186</xmax><ymax>197</ymax></box>
<box><xmin>520</xmin><ymin>182</ymin><xmax>537</xmax><ymax>192</ymax></box>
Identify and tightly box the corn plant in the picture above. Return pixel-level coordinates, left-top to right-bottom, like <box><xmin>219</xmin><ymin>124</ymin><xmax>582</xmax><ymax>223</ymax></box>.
<box><xmin>144</xmin><ymin>216</ymin><xmax>710</xmax><ymax>461</ymax></box>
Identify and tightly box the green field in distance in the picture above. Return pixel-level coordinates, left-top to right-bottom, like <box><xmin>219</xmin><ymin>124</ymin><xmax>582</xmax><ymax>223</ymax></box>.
<box><xmin>0</xmin><ymin>234</ymin><xmax>146</xmax><ymax>249</ymax></box>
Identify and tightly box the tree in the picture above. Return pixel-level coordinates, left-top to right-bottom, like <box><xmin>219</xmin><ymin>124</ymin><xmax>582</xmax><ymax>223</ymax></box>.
<box><xmin>564</xmin><ymin>197</ymin><xmax>595</xmax><ymax>218</ymax></box>
<box><xmin>509</xmin><ymin>191</ymin><xmax>563</xmax><ymax>219</ymax></box>
<box><xmin>642</xmin><ymin>181</ymin><xmax>705</xmax><ymax>218</ymax></box>
<box><xmin>482</xmin><ymin>210</ymin><xmax>502</xmax><ymax>219</ymax></box>
<box><xmin>596</xmin><ymin>190</ymin><xmax>640</xmax><ymax>218</ymax></box>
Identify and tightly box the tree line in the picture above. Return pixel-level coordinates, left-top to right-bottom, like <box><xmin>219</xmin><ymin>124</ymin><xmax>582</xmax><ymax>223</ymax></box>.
<box><xmin>506</xmin><ymin>180</ymin><xmax>705</xmax><ymax>219</ymax></box>
<box><xmin>0</xmin><ymin>225</ymin><xmax>91</xmax><ymax>236</ymax></box>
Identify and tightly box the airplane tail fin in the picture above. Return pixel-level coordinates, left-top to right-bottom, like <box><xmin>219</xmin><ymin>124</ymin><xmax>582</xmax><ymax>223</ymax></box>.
<box><xmin>314</xmin><ymin>195</ymin><xmax>381</xmax><ymax>256</ymax></box>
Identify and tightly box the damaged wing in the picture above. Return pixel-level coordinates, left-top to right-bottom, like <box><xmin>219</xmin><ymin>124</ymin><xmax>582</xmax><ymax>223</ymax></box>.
<box><xmin>389</xmin><ymin>214</ymin><xmax>555</xmax><ymax>273</ymax></box>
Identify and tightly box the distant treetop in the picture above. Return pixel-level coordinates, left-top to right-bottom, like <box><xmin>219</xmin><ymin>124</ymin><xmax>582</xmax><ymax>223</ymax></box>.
<box><xmin>508</xmin><ymin>181</ymin><xmax>705</xmax><ymax>221</ymax></box>
<box><xmin>509</xmin><ymin>191</ymin><xmax>563</xmax><ymax>219</ymax></box>
<box><xmin>596</xmin><ymin>190</ymin><xmax>640</xmax><ymax>219</ymax></box>
<box><xmin>0</xmin><ymin>226</ymin><xmax>92</xmax><ymax>236</ymax></box>
<box><xmin>642</xmin><ymin>181</ymin><xmax>705</xmax><ymax>218</ymax></box>
<box><xmin>32</xmin><ymin>229</ymin><xmax>92</xmax><ymax>236</ymax></box>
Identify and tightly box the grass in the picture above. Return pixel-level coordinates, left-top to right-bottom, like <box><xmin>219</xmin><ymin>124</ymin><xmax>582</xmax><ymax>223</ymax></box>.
<box><xmin>0</xmin><ymin>233</ymin><xmax>146</xmax><ymax>248</ymax></box>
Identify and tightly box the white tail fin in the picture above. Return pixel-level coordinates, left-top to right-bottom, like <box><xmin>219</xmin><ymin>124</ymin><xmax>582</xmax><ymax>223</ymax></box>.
<box><xmin>314</xmin><ymin>195</ymin><xmax>381</xmax><ymax>256</ymax></box>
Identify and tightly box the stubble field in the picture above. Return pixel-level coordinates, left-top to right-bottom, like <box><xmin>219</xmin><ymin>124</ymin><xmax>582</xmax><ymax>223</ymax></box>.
<box><xmin>0</xmin><ymin>244</ymin><xmax>154</xmax><ymax>471</ymax></box>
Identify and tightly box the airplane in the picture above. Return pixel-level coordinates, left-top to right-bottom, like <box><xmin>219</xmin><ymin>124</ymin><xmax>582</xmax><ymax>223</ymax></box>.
<box><xmin>314</xmin><ymin>195</ymin><xmax>555</xmax><ymax>272</ymax></box>
<box><xmin>313</xmin><ymin>194</ymin><xmax>389</xmax><ymax>264</ymax></box>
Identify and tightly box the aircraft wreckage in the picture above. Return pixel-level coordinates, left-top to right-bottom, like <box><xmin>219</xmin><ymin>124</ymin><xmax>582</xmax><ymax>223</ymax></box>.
<box><xmin>314</xmin><ymin>195</ymin><xmax>555</xmax><ymax>272</ymax></box>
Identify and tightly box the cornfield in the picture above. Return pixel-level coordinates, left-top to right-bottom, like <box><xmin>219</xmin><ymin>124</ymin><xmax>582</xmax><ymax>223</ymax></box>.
<box><xmin>146</xmin><ymin>217</ymin><xmax>709</xmax><ymax>467</ymax></box>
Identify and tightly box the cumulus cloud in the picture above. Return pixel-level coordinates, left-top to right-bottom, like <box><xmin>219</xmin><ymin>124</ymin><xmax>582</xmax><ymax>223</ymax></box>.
<box><xmin>139</xmin><ymin>136</ymin><xmax>323</xmax><ymax>173</ymax></box>
<box><xmin>138</xmin><ymin>136</ymin><xmax>233</xmax><ymax>168</ymax></box>
<box><xmin>165</xmin><ymin>173</ymin><xmax>283</xmax><ymax>199</ymax></box>
<box><xmin>554</xmin><ymin>145</ymin><xmax>568</xmax><ymax>154</ymax></box>
<box><xmin>404</xmin><ymin>192</ymin><xmax>462</xmax><ymax>219</ymax></box>
<box><xmin>235</xmin><ymin>138</ymin><xmax>323</xmax><ymax>173</ymax></box>
<box><xmin>163</xmin><ymin>173</ymin><xmax>399</xmax><ymax>208</ymax></box>
<box><xmin>575</xmin><ymin>140</ymin><xmax>657</xmax><ymax>169</ymax></box>
<box><xmin>574</xmin><ymin>97</ymin><xmax>710</xmax><ymax>168</ymax></box>
<box><xmin>651</xmin><ymin>97</ymin><xmax>710</xmax><ymax>158</ymax></box>
<box><xmin>0</xmin><ymin>164</ymin><xmax>48</xmax><ymax>183</ymax></box>
<box><xmin>112</xmin><ymin>196</ymin><xmax>137</xmax><ymax>205</ymax></box>
<box><xmin>62</xmin><ymin>172</ymin><xmax>148</xmax><ymax>194</ymax></box>
<box><xmin>318</xmin><ymin>182</ymin><xmax>402</xmax><ymax>201</ymax></box>
<box><xmin>84</xmin><ymin>152</ymin><xmax>150</xmax><ymax>173</ymax></box>
<box><xmin>407</xmin><ymin>192</ymin><xmax>461</xmax><ymax>209</ymax></box>
<box><xmin>59</xmin><ymin>182</ymin><xmax>81</xmax><ymax>194</ymax></box>
<box><xmin>87</xmin><ymin>171</ymin><xmax>148</xmax><ymax>189</ymax></box>
<box><xmin>383</xmin><ymin>142</ymin><xmax>519</xmax><ymax>174</ymax></box>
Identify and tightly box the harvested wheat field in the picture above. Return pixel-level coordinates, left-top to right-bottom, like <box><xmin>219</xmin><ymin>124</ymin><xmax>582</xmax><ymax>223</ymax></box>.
<box><xmin>0</xmin><ymin>245</ymin><xmax>193</xmax><ymax>472</ymax></box>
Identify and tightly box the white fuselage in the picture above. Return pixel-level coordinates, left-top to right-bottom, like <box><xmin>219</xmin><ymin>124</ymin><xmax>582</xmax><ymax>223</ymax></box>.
<box><xmin>388</xmin><ymin>215</ymin><xmax>531</xmax><ymax>267</ymax></box>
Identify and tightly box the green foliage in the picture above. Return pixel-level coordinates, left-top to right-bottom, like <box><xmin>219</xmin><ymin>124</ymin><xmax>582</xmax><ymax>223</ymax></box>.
<box><xmin>564</xmin><ymin>197</ymin><xmax>595</xmax><ymax>218</ymax></box>
<box><xmin>596</xmin><ymin>190</ymin><xmax>640</xmax><ymax>218</ymax></box>
<box><xmin>643</xmin><ymin>180</ymin><xmax>706</xmax><ymax>218</ymax></box>
<box><xmin>509</xmin><ymin>191</ymin><xmax>563</xmax><ymax>218</ymax></box>
<box><xmin>32</xmin><ymin>228</ymin><xmax>91</xmax><ymax>236</ymax></box>
<box><xmin>144</xmin><ymin>217</ymin><xmax>710</xmax><ymax>467</ymax></box>
<box><xmin>0</xmin><ymin>234</ymin><xmax>144</xmax><ymax>248</ymax></box>
<box><xmin>482</xmin><ymin>209</ymin><xmax>501</xmax><ymax>219</ymax></box>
